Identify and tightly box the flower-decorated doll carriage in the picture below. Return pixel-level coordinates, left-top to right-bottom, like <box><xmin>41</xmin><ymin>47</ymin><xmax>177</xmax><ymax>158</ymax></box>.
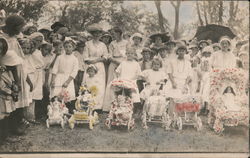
<box><xmin>105</xmin><ymin>79</ymin><xmax>136</xmax><ymax>131</ymax></box>
<box><xmin>173</xmin><ymin>95</ymin><xmax>202</xmax><ymax>131</ymax></box>
<box><xmin>208</xmin><ymin>68</ymin><xmax>249</xmax><ymax>134</ymax></box>
<box><xmin>141</xmin><ymin>81</ymin><xmax>171</xmax><ymax>130</ymax></box>
<box><xmin>68</xmin><ymin>86</ymin><xmax>99</xmax><ymax>130</ymax></box>
<box><xmin>46</xmin><ymin>89</ymin><xmax>70</xmax><ymax>129</ymax></box>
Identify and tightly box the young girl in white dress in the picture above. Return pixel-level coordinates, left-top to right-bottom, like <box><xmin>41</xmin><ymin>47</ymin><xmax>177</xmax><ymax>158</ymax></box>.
<box><xmin>50</xmin><ymin>39</ymin><xmax>79</xmax><ymax>113</ymax></box>
<box><xmin>140</xmin><ymin>58</ymin><xmax>168</xmax><ymax>102</ymax></box>
<box><xmin>199</xmin><ymin>46</ymin><xmax>213</xmax><ymax>115</ymax></box>
<box><xmin>82</xmin><ymin>65</ymin><xmax>104</xmax><ymax>111</ymax></box>
<box><xmin>115</xmin><ymin>47</ymin><xmax>142</xmax><ymax>114</ymax></box>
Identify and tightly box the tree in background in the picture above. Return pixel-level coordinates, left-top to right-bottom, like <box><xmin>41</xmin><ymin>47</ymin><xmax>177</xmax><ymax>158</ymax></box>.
<box><xmin>170</xmin><ymin>1</ymin><xmax>181</xmax><ymax>39</ymax></box>
<box><xmin>0</xmin><ymin>0</ymin><xmax>47</xmax><ymax>22</ymax></box>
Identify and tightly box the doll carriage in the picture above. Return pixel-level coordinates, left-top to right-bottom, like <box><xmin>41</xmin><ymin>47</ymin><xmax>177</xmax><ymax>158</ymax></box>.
<box><xmin>68</xmin><ymin>86</ymin><xmax>99</xmax><ymax>130</ymax></box>
<box><xmin>46</xmin><ymin>89</ymin><xmax>70</xmax><ymax>129</ymax></box>
<box><xmin>208</xmin><ymin>68</ymin><xmax>249</xmax><ymax>134</ymax></box>
<box><xmin>173</xmin><ymin>96</ymin><xmax>202</xmax><ymax>131</ymax></box>
<box><xmin>141</xmin><ymin>81</ymin><xmax>171</xmax><ymax>130</ymax></box>
<box><xmin>105</xmin><ymin>79</ymin><xmax>136</xmax><ymax>131</ymax></box>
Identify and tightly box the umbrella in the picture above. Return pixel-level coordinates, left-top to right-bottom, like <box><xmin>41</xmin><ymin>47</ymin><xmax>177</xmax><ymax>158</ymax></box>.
<box><xmin>111</xmin><ymin>79</ymin><xmax>137</xmax><ymax>92</ymax></box>
<box><xmin>149</xmin><ymin>32</ymin><xmax>170</xmax><ymax>43</ymax></box>
<box><xmin>194</xmin><ymin>24</ymin><xmax>236</xmax><ymax>43</ymax></box>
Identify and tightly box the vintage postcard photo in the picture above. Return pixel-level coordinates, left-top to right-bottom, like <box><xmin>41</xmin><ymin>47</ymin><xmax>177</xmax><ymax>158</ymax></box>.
<box><xmin>0</xmin><ymin>0</ymin><xmax>249</xmax><ymax>157</ymax></box>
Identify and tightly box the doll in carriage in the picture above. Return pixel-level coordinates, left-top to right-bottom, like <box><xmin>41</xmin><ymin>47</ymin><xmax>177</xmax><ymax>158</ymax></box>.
<box><xmin>208</xmin><ymin>68</ymin><xmax>249</xmax><ymax>134</ymax></box>
<box><xmin>141</xmin><ymin>85</ymin><xmax>171</xmax><ymax>130</ymax></box>
<box><xmin>46</xmin><ymin>91</ymin><xmax>69</xmax><ymax>129</ymax></box>
<box><xmin>105</xmin><ymin>79</ymin><xmax>135</xmax><ymax>130</ymax></box>
<box><xmin>68</xmin><ymin>86</ymin><xmax>99</xmax><ymax>130</ymax></box>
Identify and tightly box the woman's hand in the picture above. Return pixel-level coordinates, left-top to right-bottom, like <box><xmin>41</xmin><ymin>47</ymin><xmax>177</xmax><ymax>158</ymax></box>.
<box><xmin>172</xmin><ymin>81</ymin><xmax>177</xmax><ymax>89</ymax></box>
<box><xmin>29</xmin><ymin>82</ymin><xmax>33</xmax><ymax>92</ymax></box>
<box><xmin>62</xmin><ymin>80</ymin><xmax>70</xmax><ymax>88</ymax></box>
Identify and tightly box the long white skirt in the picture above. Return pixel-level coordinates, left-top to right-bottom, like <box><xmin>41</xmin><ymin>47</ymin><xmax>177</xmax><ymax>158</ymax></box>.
<box><xmin>50</xmin><ymin>73</ymin><xmax>75</xmax><ymax>101</ymax></box>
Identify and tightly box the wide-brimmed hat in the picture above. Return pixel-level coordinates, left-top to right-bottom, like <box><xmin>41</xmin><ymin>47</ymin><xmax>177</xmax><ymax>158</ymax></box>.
<box><xmin>219</xmin><ymin>36</ymin><xmax>231</xmax><ymax>45</ymax></box>
<box><xmin>198</xmin><ymin>40</ymin><xmax>209</xmax><ymax>46</ymax></box>
<box><xmin>100</xmin><ymin>32</ymin><xmax>112</xmax><ymax>43</ymax></box>
<box><xmin>202</xmin><ymin>46</ymin><xmax>213</xmax><ymax>54</ymax></box>
<box><xmin>5</xmin><ymin>15</ymin><xmax>25</xmax><ymax>28</ymax></box>
<box><xmin>131</xmin><ymin>33</ymin><xmax>143</xmax><ymax>40</ymax></box>
<box><xmin>86</xmin><ymin>64</ymin><xmax>98</xmax><ymax>72</ymax></box>
<box><xmin>149</xmin><ymin>32</ymin><xmax>170</xmax><ymax>43</ymax></box>
<box><xmin>86</xmin><ymin>23</ymin><xmax>103</xmax><ymax>34</ymax></box>
<box><xmin>51</xmin><ymin>22</ymin><xmax>65</xmax><ymax>32</ymax></box>
<box><xmin>141</xmin><ymin>47</ymin><xmax>153</xmax><ymax>55</ymax></box>
<box><xmin>188</xmin><ymin>42</ymin><xmax>198</xmax><ymax>49</ymax></box>
<box><xmin>175</xmin><ymin>45</ymin><xmax>187</xmax><ymax>53</ymax></box>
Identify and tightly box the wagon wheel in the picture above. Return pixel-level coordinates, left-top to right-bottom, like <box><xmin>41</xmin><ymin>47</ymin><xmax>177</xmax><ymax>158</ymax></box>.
<box><xmin>69</xmin><ymin>122</ymin><xmax>75</xmax><ymax>129</ymax></box>
<box><xmin>196</xmin><ymin>117</ymin><xmax>202</xmax><ymax>131</ymax></box>
<box><xmin>142</xmin><ymin>112</ymin><xmax>148</xmax><ymax>129</ymax></box>
<box><xmin>46</xmin><ymin>119</ymin><xmax>50</xmax><ymax>128</ymax></box>
<box><xmin>61</xmin><ymin>120</ymin><xmax>65</xmax><ymax>129</ymax></box>
<box><xmin>176</xmin><ymin>117</ymin><xmax>182</xmax><ymax>130</ymax></box>
<box><xmin>207</xmin><ymin>112</ymin><xmax>216</xmax><ymax>129</ymax></box>
<box><xmin>106</xmin><ymin>119</ymin><xmax>111</xmax><ymax>129</ymax></box>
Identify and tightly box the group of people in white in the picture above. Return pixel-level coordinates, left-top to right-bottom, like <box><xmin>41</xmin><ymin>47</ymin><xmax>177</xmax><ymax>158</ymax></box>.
<box><xmin>0</xmin><ymin>14</ymin><xmax>248</xmax><ymax>138</ymax></box>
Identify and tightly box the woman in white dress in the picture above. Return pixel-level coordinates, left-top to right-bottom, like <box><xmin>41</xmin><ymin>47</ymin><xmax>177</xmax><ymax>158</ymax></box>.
<box><xmin>83</xmin><ymin>24</ymin><xmax>108</xmax><ymax>111</ymax></box>
<box><xmin>103</xmin><ymin>27</ymin><xmax>127</xmax><ymax>112</ymax></box>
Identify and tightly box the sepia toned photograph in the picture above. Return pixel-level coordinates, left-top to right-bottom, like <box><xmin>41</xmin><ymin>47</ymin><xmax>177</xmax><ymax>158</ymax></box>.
<box><xmin>0</xmin><ymin>0</ymin><xmax>249</xmax><ymax>157</ymax></box>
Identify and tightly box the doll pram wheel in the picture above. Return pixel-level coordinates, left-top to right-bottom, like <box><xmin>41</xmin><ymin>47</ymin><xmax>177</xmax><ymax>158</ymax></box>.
<box><xmin>127</xmin><ymin>118</ymin><xmax>135</xmax><ymax>131</ymax></box>
<box><xmin>195</xmin><ymin>116</ymin><xmax>202</xmax><ymax>131</ymax></box>
<box><xmin>176</xmin><ymin>117</ymin><xmax>182</xmax><ymax>130</ymax></box>
<box><xmin>46</xmin><ymin>119</ymin><xmax>50</xmax><ymax>128</ymax></box>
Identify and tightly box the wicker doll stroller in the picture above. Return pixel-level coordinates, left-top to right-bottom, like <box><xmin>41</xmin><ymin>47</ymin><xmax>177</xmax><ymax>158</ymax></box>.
<box><xmin>46</xmin><ymin>89</ymin><xmax>70</xmax><ymax>129</ymax></box>
<box><xmin>141</xmin><ymin>81</ymin><xmax>171</xmax><ymax>130</ymax></box>
<box><xmin>105</xmin><ymin>79</ymin><xmax>136</xmax><ymax>131</ymax></box>
<box><xmin>68</xmin><ymin>86</ymin><xmax>99</xmax><ymax>130</ymax></box>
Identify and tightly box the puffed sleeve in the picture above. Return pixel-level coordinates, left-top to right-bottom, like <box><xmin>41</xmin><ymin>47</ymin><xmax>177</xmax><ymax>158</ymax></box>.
<box><xmin>70</xmin><ymin>56</ymin><xmax>79</xmax><ymax>79</ymax></box>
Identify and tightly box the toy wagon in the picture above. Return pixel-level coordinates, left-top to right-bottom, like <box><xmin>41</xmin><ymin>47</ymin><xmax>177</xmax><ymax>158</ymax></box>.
<box><xmin>105</xmin><ymin>79</ymin><xmax>136</xmax><ymax>131</ymax></box>
<box><xmin>141</xmin><ymin>85</ymin><xmax>171</xmax><ymax>130</ymax></box>
<box><xmin>46</xmin><ymin>89</ymin><xmax>70</xmax><ymax>129</ymax></box>
<box><xmin>173</xmin><ymin>96</ymin><xmax>202</xmax><ymax>131</ymax></box>
<box><xmin>208</xmin><ymin>68</ymin><xmax>249</xmax><ymax>134</ymax></box>
<box><xmin>68</xmin><ymin>86</ymin><xmax>99</xmax><ymax>130</ymax></box>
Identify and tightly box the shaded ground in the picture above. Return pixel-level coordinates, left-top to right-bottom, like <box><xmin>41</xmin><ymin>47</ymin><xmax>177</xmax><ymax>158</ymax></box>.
<box><xmin>0</xmin><ymin>115</ymin><xmax>248</xmax><ymax>153</ymax></box>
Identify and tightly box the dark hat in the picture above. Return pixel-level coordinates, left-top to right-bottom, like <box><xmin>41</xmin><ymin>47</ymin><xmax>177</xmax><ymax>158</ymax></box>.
<box><xmin>76</xmin><ymin>41</ymin><xmax>85</xmax><ymax>47</ymax></box>
<box><xmin>112</xmin><ymin>26</ymin><xmax>123</xmax><ymax>35</ymax></box>
<box><xmin>100</xmin><ymin>32</ymin><xmax>112</xmax><ymax>43</ymax></box>
<box><xmin>51</xmin><ymin>22</ymin><xmax>65</xmax><ymax>32</ymax></box>
<box><xmin>141</xmin><ymin>47</ymin><xmax>153</xmax><ymax>55</ymax></box>
<box><xmin>149</xmin><ymin>32</ymin><xmax>170</xmax><ymax>43</ymax></box>
<box><xmin>198</xmin><ymin>40</ymin><xmax>209</xmax><ymax>46</ymax></box>
<box><xmin>5</xmin><ymin>15</ymin><xmax>25</xmax><ymax>28</ymax></box>
<box><xmin>86</xmin><ymin>23</ymin><xmax>103</xmax><ymax>34</ymax></box>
